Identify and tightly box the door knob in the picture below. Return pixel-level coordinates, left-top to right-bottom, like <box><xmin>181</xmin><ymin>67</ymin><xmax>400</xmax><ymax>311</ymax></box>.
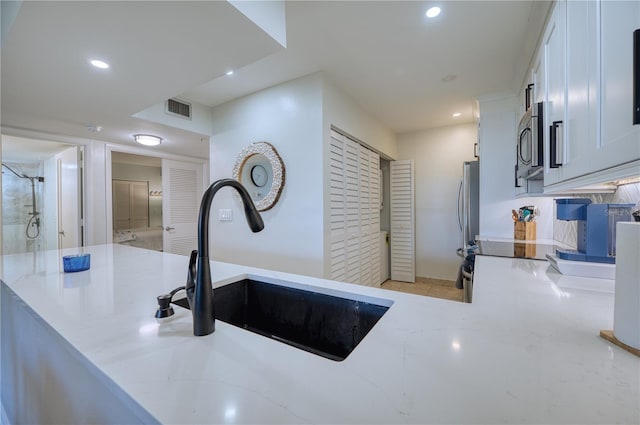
<box><xmin>165</xmin><ymin>226</ymin><xmax>175</xmax><ymax>231</ymax></box>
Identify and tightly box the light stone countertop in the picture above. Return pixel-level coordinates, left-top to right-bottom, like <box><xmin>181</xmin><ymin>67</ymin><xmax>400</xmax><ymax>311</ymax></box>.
<box><xmin>1</xmin><ymin>244</ymin><xmax>638</xmax><ymax>424</ymax></box>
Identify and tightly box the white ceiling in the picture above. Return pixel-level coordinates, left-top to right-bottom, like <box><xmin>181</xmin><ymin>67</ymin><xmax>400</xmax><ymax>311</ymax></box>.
<box><xmin>1</xmin><ymin>1</ymin><xmax>550</xmax><ymax>159</ymax></box>
<box><xmin>1</xmin><ymin>135</ymin><xmax>75</xmax><ymax>162</ymax></box>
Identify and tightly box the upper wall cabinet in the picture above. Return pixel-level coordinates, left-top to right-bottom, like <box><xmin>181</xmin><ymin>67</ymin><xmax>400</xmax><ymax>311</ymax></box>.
<box><xmin>540</xmin><ymin>0</ymin><xmax>640</xmax><ymax>192</ymax></box>
<box><xmin>596</xmin><ymin>1</ymin><xmax>640</xmax><ymax>171</ymax></box>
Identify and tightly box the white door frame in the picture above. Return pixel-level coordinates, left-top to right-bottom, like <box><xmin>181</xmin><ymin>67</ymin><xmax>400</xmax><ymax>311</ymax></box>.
<box><xmin>104</xmin><ymin>144</ymin><xmax>208</xmax><ymax>244</ymax></box>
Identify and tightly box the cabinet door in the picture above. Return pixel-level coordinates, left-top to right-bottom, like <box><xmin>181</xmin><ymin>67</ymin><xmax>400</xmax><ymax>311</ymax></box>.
<box><xmin>543</xmin><ymin>1</ymin><xmax>566</xmax><ymax>186</ymax></box>
<box><xmin>594</xmin><ymin>0</ymin><xmax>640</xmax><ymax>171</ymax></box>
<box><xmin>532</xmin><ymin>49</ymin><xmax>545</xmax><ymax>104</ymax></box>
<box><xmin>562</xmin><ymin>0</ymin><xmax>596</xmax><ymax>180</ymax></box>
<box><xmin>130</xmin><ymin>181</ymin><xmax>149</xmax><ymax>229</ymax></box>
<box><xmin>112</xmin><ymin>180</ymin><xmax>131</xmax><ymax>231</ymax></box>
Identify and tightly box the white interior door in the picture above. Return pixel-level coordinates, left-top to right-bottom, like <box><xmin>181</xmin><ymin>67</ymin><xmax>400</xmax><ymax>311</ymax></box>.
<box><xmin>57</xmin><ymin>146</ymin><xmax>81</xmax><ymax>249</ymax></box>
<box><xmin>390</xmin><ymin>159</ymin><xmax>415</xmax><ymax>283</ymax></box>
<box><xmin>43</xmin><ymin>156</ymin><xmax>59</xmax><ymax>250</ymax></box>
<box><xmin>162</xmin><ymin>159</ymin><xmax>203</xmax><ymax>256</ymax></box>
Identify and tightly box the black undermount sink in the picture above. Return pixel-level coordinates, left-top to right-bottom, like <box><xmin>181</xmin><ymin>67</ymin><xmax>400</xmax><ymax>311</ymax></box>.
<box><xmin>172</xmin><ymin>278</ymin><xmax>392</xmax><ymax>361</ymax></box>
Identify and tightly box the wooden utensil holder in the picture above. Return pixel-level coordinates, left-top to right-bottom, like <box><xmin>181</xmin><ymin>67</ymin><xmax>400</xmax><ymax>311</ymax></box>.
<box><xmin>514</xmin><ymin>221</ymin><xmax>536</xmax><ymax>240</ymax></box>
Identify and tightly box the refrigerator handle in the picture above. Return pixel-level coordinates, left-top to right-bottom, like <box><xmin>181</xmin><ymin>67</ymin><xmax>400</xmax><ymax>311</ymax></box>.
<box><xmin>633</xmin><ymin>29</ymin><xmax>639</xmax><ymax>125</ymax></box>
<box><xmin>457</xmin><ymin>178</ymin><xmax>463</xmax><ymax>233</ymax></box>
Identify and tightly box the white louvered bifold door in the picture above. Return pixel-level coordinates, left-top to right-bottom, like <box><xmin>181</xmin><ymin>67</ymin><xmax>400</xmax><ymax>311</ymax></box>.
<box><xmin>368</xmin><ymin>150</ymin><xmax>381</xmax><ymax>286</ymax></box>
<box><xmin>344</xmin><ymin>138</ymin><xmax>361</xmax><ymax>284</ymax></box>
<box><xmin>328</xmin><ymin>130</ymin><xmax>382</xmax><ymax>286</ymax></box>
<box><xmin>162</xmin><ymin>159</ymin><xmax>204</xmax><ymax>256</ymax></box>
<box><xmin>390</xmin><ymin>159</ymin><xmax>415</xmax><ymax>283</ymax></box>
<box><xmin>329</xmin><ymin>131</ymin><xmax>347</xmax><ymax>282</ymax></box>
<box><xmin>358</xmin><ymin>144</ymin><xmax>372</xmax><ymax>285</ymax></box>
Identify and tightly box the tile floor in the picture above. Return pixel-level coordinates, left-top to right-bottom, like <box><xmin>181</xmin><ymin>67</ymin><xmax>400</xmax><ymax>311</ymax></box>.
<box><xmin>380</xmin><ymin>277</ymin><xmax>463</xmax><ymax>302</ymax></box>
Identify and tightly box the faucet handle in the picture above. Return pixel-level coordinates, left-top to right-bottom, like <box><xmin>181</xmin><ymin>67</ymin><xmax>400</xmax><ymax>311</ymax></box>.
<box><xmin>185</xmin><ymin>250</ymin><xmax>198</xmax><ymax>297</ymax></box>
<box><xmin>188</xmin><ymin>249</ymin><xmax>197</xmax><ymax>280</ymax></box>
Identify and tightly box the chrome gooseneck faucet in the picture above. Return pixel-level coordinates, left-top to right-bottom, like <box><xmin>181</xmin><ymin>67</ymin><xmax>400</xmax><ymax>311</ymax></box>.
<box><xmin>185</xmin><ymin>178</ymin><xmax>264</xmax><ymax>336</ymax></box>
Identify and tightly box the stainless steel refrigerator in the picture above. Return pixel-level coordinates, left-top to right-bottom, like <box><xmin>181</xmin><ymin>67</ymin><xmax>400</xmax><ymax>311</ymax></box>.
<box><xmin>457</xmin><ymin>160</ymin><xmax>479</xmax><ymax>250</ymax></box>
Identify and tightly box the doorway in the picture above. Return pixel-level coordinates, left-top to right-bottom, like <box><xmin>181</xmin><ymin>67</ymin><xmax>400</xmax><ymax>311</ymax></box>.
<box><xmin>108</xmin><ymin>150</ymin><xmax>206</xmax><ymax>255</ymax></box>
<box><xmin>110</xmin><ymin>152</ymin><xmax>164</xmax><ymax>251</ymax></box>
<box><xmin>1</xmin><ymin>135</ymin><xmax>84</xmax><ymax>254</ymax></box>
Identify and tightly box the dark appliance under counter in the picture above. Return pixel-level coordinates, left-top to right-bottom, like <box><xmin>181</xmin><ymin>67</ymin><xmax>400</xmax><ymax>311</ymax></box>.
<box><xmin>477</xmin><ymin>240</ymin><xmax>557</xmax><ymax>261</ymax></box>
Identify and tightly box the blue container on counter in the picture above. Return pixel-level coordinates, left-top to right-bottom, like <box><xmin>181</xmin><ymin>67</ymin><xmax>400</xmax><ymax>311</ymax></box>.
<box><xmin>63</xmin><ymin>254</ymin><xmax>91</xmax><ymax>273</ymax></box>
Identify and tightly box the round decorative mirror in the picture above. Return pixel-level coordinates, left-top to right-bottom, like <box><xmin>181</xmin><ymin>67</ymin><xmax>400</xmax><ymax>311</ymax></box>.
<box><xmin>232</xmin><ymin>142</ymin><xmax>285</xmax><ymax>211</ymax></box>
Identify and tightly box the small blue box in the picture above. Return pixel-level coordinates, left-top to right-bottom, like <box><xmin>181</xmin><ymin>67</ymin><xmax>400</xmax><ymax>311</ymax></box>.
<box><xmin>63</xmin><ymin>254</ymin><xmax>91</xmax><ymax>273</ymax></box>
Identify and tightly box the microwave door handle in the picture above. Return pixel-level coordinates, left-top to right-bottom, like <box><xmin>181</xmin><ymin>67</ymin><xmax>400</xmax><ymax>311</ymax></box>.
<box><xmin>550</xmin><ymin>120</ymin><xmax>563</xmax><ymax>168</ymax></box>
<box><xmin>519</xmin><ymin>128</ymin><xmax>530</xmax><ymax>163</ymax></box>
<box><xmin>531</xmin><ymin>114</ymin><xmax>540</xmax><ymax>167</ymax></box>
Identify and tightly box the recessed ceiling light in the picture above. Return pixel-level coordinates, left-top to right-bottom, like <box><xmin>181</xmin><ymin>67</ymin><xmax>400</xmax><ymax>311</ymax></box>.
<box><xmin>453</xmin><ymin>112</ymin><xmax>461</xmax><ymax>117</ymax></box>
<box><xmin>90</xmin><ymin>59</ymin><xmax>110</xmax><ymax>69</ymax></box>
<box><xmin>225</xmin><ymin>70</ymin><xmax>234</xmax><ymax>76</ymax></box>
<box><xmin>134</xmin><ymin>134</ymin><xmax>162</xmax><ymax>146</ymax></box>
<box><xmin>426</xmin><ymin>6</ymin><xmax>441</xmax><ymax>18</ymax></box>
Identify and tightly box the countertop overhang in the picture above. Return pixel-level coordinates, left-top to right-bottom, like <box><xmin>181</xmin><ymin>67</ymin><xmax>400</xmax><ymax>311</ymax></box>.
<box><xmin>1</xmin><ymin>244</ymin><xmax>638</xmax><ymax>424</ymax></box>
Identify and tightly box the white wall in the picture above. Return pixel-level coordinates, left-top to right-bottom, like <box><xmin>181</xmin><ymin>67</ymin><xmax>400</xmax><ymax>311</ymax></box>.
<box><xmin>397</xmin><ymin>123</ymin><xmax>478</xmax><ymax>281</ymax></box>
<box><xmin>477</xmin><ymin>96</ymin><xmax>553</xmax><ymax>241</ymax></box>
<box><xmin>210</xmin><ymin>73</ymin><xmax>326</xmax><ymax>277</ymax></box>
<box><xmin>322</xmin><ymin>76</ymin><xmax>397</xmax><ymax>160</ymax></box>
<box><xmin>209</xmin><ymin>72</ymin><xmax>398</xmax><ymax>279</ymax></box>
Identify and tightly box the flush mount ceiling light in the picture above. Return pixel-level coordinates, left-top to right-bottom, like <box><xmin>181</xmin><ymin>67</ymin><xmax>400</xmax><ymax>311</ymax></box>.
<box><xmin>90</xmin><ymin>59</ymin><xmax>110</xmax><ymax>69</ymax></box>
<box><xmin>225</xmin><ymin>70</ymin><xmax>234</xmax><ymax>76</ymax></box>
<box><xmin>134</xmin><ymin>134</ymin><xmax>162</xmax><ymax>146</ymax></box>
<box><xmin>452</xmin><ymin>112</ymin><xmax>461</xmax><ymax>117</ymax></box>
<box><xmin>426</xmin><ymin>6</ymin><xmax>441</xmax><ymax>18</ymax></box>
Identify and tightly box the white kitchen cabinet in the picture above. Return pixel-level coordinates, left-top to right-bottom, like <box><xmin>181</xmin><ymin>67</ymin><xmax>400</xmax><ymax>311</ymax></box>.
<box><xmin>562</xmin><ymin>0</ymin><xmax>597</xmax><ymax>181</ymax></box>
<box><xmin>594</xmin><ymin>0</ymin><xmax>640</xmax><ymax>171</ymax></box>
<box><xmin>329</xmin><ymin>130</ymin><xmax>381</xmax><ymax>286</ymax></box>
<box><xmin>545</xmin><ymin>0</ymin><xmax>597</xmax><ymax>184</ymax></box>
<box><xmin>542</xmin><ymin>0</ymin><xmax>640</xmax><ymax>191</ymax></box>
<box><xmin>542</xmin><ymin>0</ymin><xmax>566</xmax><ymax>186</ymax></box>
<box><xmin>515</xmin><ymin>44</ymin><xmax>546</xmax><ymax>197</ymax></box>
<box><xmin>532</xmin><ymin>49</ymin><xmax>545</xmax><ymax>105</ymax></box>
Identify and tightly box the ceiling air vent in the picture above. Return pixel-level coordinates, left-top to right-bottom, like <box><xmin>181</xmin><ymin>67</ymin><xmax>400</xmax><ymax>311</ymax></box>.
<box><xmin>166</xmin><ymin>98</ymin><xmax>192</xmax><ymax>120</ymax></box>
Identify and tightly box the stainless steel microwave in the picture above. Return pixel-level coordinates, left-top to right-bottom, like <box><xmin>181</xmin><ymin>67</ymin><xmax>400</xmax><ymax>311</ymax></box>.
<box><xmin>516</xmin><ymin>102</ymin><xmax>544</xmax><ymax>182</ymax></box>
